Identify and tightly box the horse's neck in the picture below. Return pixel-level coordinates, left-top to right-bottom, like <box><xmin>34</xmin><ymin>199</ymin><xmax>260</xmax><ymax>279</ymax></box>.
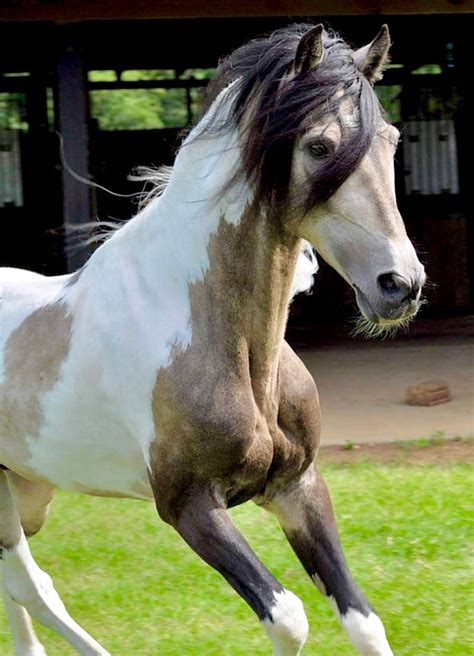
<box><xmin>223</xmin><ymin>213</ymin><xmax>301</xmax><ymax>405</ymax></box>
<box><xmin>178</xmin><ymin>202</ymin><xmax>301</xmax><ymax>407</ymax></box>
<box><xmin>253</xmin><ymin>242</ymin><xmax>301</xmax><ymax>397</ymax></box>
<box><xmin>82</xmin><ymin>126</ymin><xmax>300</xmax><ymax>404</ymax></box>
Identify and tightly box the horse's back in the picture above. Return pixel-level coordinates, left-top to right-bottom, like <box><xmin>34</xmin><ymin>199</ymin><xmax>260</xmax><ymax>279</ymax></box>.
<box><xmin>0</xmin><ymin>265</ymin><xmax>70</xmax><ymax>310</ymax></box>
<box><xmin>0</xmin><ymin>267</ymin><xmax>70</xmax><ymax>357</ymax></box>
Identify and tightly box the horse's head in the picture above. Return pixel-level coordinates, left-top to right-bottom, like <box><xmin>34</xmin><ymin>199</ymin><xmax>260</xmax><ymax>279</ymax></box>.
<box><xmin>288</xmin><ymin>26</ymin><xmax>425</xmax><ymax>334</ymax></box>
<box><xmin>201</xmin><ymin>24</ymin><xmax>425</xmax><ymax>335</ymax></box>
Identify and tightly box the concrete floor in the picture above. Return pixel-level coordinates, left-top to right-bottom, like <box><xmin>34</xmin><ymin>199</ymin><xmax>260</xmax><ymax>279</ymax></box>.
<box><xmin>296</xmin><ymin>337</ymin><xmax>474</xmax><ymax>446</ymax></box>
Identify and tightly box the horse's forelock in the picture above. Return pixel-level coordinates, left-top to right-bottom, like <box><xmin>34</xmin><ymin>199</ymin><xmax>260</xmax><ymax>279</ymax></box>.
<box><xmin>201</xmin><ymin>24</ymin><xmax>381</xmax><ymax>214</ymax></box>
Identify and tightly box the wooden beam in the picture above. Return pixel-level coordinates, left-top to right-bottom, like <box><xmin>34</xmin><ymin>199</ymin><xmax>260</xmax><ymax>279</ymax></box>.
<box><xmin>1</xmin><ymin>0</ymin><xmax>473</xmax><ymax>22</ymax></box>
<box><xmin>55</xmin><ymin>38</ymin><xmax>92</xmax><ymax>272</ymax></box>
<box><xmin>88</xmin><ymin>79</ymin><xmax>209</xmax><ymax>90</ymax></box>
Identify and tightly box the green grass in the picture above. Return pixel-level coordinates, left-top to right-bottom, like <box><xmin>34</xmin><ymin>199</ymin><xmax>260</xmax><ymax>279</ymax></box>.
<box><xmin>1</xmin><ymin>463</ymin><xmax>473</xmax><ymax>655</ymax></box>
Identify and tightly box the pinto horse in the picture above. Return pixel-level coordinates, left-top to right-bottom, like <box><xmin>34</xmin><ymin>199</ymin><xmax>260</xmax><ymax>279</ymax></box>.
<box><xmin>0</xmin><ymin>24</ymin><xmax>425</xmax><ymax>655</ymax></box>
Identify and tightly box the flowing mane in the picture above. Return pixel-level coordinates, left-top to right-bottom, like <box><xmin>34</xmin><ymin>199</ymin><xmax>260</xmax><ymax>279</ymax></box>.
<box><xmin>136</xmin><ymin>24</ymin><xmax>380</xmax><ymax>216</ymax></box>
<box><xmin>125</xmin><ymin>24</ymin><xmax>380</xmax><ymax>296</ymax></box>
<box><xmin>199</xmin><ymin>24</ymin><xmax>381</xmax><ymax>213</ymax></box>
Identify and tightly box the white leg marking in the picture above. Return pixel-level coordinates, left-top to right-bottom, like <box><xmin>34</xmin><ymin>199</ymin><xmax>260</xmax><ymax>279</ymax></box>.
<box><xmin>2</xmin><ymin>534</ymin><xmax>110</xmax><ymax>656</ymax></box>
<box><xmin>1</xmin><ymin>563</ymin><xmax>47</xmax><ymax>656</ymax></box>
<box><xmin>342</xmin><ymin>608</ymin><xmax>394</xmax><ymax>656</ymax></box>
<box><xmin>262</xmin><ymin>589</ymin><xmax>309</xmax><ymax>656</ymax></box>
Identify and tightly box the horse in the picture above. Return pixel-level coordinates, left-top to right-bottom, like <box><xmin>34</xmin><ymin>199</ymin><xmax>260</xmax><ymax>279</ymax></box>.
<box><xmin>0</xmin><ymin>23</ymin><xmax>425</xmax><ymax>656</ymax></box>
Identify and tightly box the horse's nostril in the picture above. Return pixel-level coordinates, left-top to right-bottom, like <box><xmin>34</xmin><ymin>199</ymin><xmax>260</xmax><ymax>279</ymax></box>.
<box><xmin>378</xmin><ymin>272</ymin><xmax>411</xmax><ymax>301</ymax></box>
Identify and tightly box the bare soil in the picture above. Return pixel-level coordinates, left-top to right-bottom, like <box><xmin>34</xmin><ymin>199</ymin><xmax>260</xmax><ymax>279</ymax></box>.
<box><xmin>297</xmin><ymin>337</ymin><xmax>474</xmax><ymax>445</ymax></box>
<box><xmin>318</xmin><ymin>438</ymin><xmax>474</xmax><ymax>466</ymax></box>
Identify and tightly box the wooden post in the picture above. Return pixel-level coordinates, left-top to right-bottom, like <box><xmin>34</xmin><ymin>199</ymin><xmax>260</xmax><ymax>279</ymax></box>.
<box><xmin>26</xmin><ymin>67</ymin><xmax>54</xmax><ymax>272</ymax></box>
<box><xmin>55</xmin><ymin>32</ymin><xmax>92</xmax><ymax>272</ymax></box>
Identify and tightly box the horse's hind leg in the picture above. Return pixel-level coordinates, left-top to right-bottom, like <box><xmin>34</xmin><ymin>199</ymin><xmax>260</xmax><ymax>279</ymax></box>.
<box><xmin>0</xmin><ymin>471</ymin><xmax>110</xmax><ymax>656</ymax></box>
<box><xmin>161</xmin><ymin>487</ymin><xmax>309</xmax><ymax>655</ymax></box>
<box><xmin>1</xmin><ymin>472</ymin><xmax>54</xmax><ymax>655</ymax></box>
<box><xmin>267</xmin><ymin>464</ymin><xmax>394</xmax><ymax>656</ymax></box>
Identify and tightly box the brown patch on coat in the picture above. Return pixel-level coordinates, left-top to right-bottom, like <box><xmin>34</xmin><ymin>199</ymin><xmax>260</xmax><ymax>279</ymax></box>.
<box><xmin>0</xmin><ymin>303</ymin><xmax>72</xmax><ymax>470</ymax></box>
<box><xmin>4</xmin><ymin>471</ymin><xmax>55</xmax><ymax>537</ymax></box>
<box><xmin>0</xmin><ymin>472</ymin><xmax>22</xmax><ymax>549</ymax></box>
<box><xmin>149</xmin><ymin>209</ymin><xmax>320</xmax><ymax>523</ymax></box>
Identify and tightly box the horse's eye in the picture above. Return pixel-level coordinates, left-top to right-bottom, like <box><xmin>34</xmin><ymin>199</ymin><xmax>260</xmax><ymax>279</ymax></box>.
<box><xmin>308</xmin><ymin>141</ymin><xmax>331</xmax><ymax>160</ymax></box>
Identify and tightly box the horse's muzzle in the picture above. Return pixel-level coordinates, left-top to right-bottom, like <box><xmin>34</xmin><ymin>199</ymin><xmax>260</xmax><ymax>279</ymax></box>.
<box><xmin>354</xmin><ymin>280</ymin><xmax>423</xmax><ymax>325</ymax></box>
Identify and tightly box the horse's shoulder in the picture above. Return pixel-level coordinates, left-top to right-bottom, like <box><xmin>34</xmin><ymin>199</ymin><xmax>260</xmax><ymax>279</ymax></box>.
<box><xmin>152</xmin><ymin>353</ymin><xmax>256</xmax><ymax>457</ymax></box>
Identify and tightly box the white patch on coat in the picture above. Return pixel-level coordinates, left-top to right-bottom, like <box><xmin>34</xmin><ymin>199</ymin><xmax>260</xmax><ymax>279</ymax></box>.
<box><xmin>341</xmin><ymin>608</ymin><xmax>394</xmax><ymax>656</ymax></box>
<box><xmin>262</xmin><ymin>589</ymin><xmax>309</xmax><ymax>656</ymax></box>
<box><xmin>1</xmin><ymin>564</ymin><xmax>47</xmax><ymax>656</ymax></box>
<box><xmin>0</xmin><ymin>82</ymin><xmax>251</xmax><ymax>497</ymax></box>
<box><xmin>2</xmin><ymin>534</ymin><xmax>110</xmax><ymax>655</ymax></box>
<box><xmin>291</xmin><ymin>241</ymin><xmax>319</xmax><ymax>298</ymax></box>
<box><xmin>268</xmin><ymin>466</ymin><xmax>317</xmax><ymax>535</ymax></box>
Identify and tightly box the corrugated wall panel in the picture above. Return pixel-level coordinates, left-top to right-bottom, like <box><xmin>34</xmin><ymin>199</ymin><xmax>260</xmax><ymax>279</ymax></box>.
<box><xmin>403</xmin><ymin>120</ymin><xmax>459</xmax><ymax>195</ymax></box>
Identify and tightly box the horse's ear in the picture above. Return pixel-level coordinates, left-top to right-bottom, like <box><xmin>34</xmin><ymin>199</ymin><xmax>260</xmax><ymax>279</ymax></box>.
<box><xmin>294</xmin><ymin>24</ymin><xmax>325</xmax><ymax>75</ymax></box>
<box><xmin>353</xmin><ymin>24</ymin><xmax>391</xmax><ymax>84</ymax></box>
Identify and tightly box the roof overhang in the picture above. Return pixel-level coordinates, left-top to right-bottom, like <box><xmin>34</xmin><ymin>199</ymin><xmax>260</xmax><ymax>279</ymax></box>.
<box><xmin>1</xmin><ymin>0</ymin><xmax>473</xmax><ymax>23</ymax></box>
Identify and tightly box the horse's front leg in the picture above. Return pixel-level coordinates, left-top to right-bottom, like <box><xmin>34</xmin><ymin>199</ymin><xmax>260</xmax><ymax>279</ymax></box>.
<box><xmin>267</xmin><ymin>465</ymin><xmax>394</xmax><ymax>656</ymax></box>
<box><xmin>160</xmin><ymin>487</ymin><xmax>308</xmax><ymax>656</ymax></box>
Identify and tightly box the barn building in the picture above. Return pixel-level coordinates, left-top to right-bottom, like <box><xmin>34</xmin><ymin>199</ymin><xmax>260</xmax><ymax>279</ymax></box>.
<box><xmin>1</xmin><ymin>1</ymin><xmax>473</xmax><ymax>337</ymax></box>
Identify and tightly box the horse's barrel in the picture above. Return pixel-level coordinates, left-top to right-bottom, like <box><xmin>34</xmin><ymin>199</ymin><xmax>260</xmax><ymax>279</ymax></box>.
<box><xmin>405</xmin><ymin>380</ymin><xmax>452</xmax><ymax>406</ymax></box>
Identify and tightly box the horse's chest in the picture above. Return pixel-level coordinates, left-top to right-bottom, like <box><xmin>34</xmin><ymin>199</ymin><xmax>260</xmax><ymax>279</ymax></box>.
<box><xmin>150</xmin><ymin>378</ymin><xmax>314</xmax><ymax>515</ymax></box>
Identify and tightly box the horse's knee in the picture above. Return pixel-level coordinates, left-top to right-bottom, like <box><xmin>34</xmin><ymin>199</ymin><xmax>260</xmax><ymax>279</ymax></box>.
<box><xmin>263</xmin><ymin>589</ymin><xmax>309</xmax><ymax>655</ymax></box>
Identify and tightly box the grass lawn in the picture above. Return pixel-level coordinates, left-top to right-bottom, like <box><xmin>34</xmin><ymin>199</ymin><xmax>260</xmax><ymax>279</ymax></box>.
<box><xmin>0</xmin><ymin>461</ymin><xmax>472</xmax><ymax>655</ymax></box>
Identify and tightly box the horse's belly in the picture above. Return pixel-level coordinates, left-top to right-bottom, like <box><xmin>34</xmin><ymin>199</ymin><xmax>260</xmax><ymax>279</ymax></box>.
<box><xmin>25</xmin><ymin>423</ymin><xmax>154</xmax><ymax>500</ymax></box>
<box><xmin>14</xmin><ymin>377</ymin><xmax>156</xmax><ymax>500</ymax></box>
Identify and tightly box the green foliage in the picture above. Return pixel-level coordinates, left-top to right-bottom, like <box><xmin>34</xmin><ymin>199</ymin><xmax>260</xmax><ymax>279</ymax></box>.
<box><xmin>375</xmin><ymin>85</ymin><xmax>402</xmax><ymax>123</ymax></box>
<box><xmin>0</xmin><ymin>461</ymin><xmax>471</xmax><ymax>654</ymax></box>
<box><xmin>0</xmin><ymin>92</ymin><xmax>28</xmax><ymax>131</ymax></box>
<box><xmin>412</xmin><ymin>65</ymin><xmax>443</xmax><ymax>75</ymax></box>
<box><xmin>90</xmin><ymin>88</ymin><xmax>187</xmax><ymax>130</ymax></box>
<box><xmin>88</xmin><ymin>69</ymin><xmax>215</xmax><ymax>131</ymax></box>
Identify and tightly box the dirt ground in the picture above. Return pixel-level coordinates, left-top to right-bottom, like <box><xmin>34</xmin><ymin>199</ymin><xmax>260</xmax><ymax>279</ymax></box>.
<box><xmin>318</xmin><ymin>437</ymin><xmax>474</xmax><ymax>466</ymax></box>
<box><xmin>296</xmin><ymin>336</ymin><xmax>474</xmax><ymax>446</ymax></box>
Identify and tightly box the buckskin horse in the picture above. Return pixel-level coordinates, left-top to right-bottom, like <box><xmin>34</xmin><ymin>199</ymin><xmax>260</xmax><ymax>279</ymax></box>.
<box><xmin>0</xmin><ymin>24</ymin><xmax>425</xmax><ymax>655</ymax></box>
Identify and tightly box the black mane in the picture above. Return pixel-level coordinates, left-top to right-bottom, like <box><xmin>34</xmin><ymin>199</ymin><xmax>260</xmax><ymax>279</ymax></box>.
<box><xmin>200</xmin><ymin>24</ymin><xmax>381</xmax><ymax>214</ymax></box>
